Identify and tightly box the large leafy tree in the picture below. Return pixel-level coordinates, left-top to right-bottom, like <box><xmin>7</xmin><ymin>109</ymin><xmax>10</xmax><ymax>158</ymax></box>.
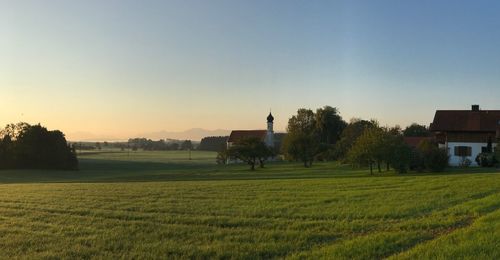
<box><xmin>334</xmin><ymin>119</ymin><xmax>378</xmax><ymax>160</ymax></box>
<box><xmin>403</xmin><ymin>123</ymin><xmax>430</xmax><ymax>137</ymax></box>
<box><xmin>315</xmin><ymin>106</ymin><xmax>347</xmax><ymax>145</ymax></box>
<box><xmin>282</xmin><ymin>131</ymin><xmax>319</xmax><ymax>167</ymax></box>
<box><xmin>282</xmin><ymin>109</ymin><xmax>320</xmax><ymax>167</ymax></box>
<box><xmin>227</xmin><ymin>137</ymin><xmax>273</xmax><ymax>170</ymax></box>
<box><xmin>383</xmin><ymin>133</ymin><xmax>412</xmax><ymax>173</ymax></box>
<box><xmin>347</xmin><ymin>127</ymin><xmax>385</xmax><ymax>174</ymax></box>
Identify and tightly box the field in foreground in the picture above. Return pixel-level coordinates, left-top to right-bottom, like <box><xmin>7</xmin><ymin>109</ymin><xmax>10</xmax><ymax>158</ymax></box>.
<box><xmin>0</xmin><ymin>150</ymin><xmax>499</xmax><ymax>259</ymax></box>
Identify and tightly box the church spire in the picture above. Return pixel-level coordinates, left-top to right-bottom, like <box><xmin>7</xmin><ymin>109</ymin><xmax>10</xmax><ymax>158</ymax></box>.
<box><xmin>265</xmin><ymin>111</ymin><xmax>274</xmax><ymax>147</ymax></box>
<box><xmin>267</xmin><ymin>111</ymin><xmax>274</xmax><ymax>123</ymax></box>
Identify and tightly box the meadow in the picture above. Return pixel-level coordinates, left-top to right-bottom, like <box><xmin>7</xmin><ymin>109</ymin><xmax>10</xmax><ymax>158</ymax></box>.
<box><xmin>0</xmin><ymin>150</ymin><xmax>499</xmax><ymax>259</ymax></box>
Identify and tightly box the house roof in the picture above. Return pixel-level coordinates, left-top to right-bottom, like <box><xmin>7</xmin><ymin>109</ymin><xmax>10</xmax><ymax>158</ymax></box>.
<box><xmin>430</xmin><ymin>110</ymin><xmax>500</xmax><ymax>132</ymax></box>
<box><xmin>227</xmin><ymin>130</ymin><xmax>267</xmax><ymax>143</ymax></box>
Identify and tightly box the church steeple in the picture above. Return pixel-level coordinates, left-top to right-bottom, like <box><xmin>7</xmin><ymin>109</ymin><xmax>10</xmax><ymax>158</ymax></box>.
<box><xmin>265</xmin><ymin>112</ymin><xmax>274</xmax><ymax>147</ymax></box>
<box><xmin>267</xmin><ymin>112</ymin><xmax>274</xmax><ymax>123</ymax></box>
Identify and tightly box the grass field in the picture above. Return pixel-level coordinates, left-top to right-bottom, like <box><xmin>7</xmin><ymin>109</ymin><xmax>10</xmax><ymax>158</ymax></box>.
<box><xmin>0</xmin><ymin>150</ymin><xmax>499</xmax><ymax>259</ymax></box>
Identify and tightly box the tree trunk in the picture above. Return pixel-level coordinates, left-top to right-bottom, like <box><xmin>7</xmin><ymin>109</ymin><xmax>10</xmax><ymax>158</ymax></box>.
<box><xmin>250</xmin><ymin>162</ymin><xmax>255</xmax><ymax>170</ymax></box>
<box><xmin>259</xmin><ymin>159</ymin><xmax>264</xmax><ymax>168</ymax></box>
<box><xmin>386</xmin><ymin>163</ymin><xmax>390</xmax><ymax>171</ymax></box>
<box><xmin>370</xmin><ymin>163</ymin><xmax>373</xmax><ymax>175</ymax></box>
<box><xmin>304</xmin><ymin>160</ymin><xmax>308</xmax><ymax>168</ymax></box>
<box><xmin>377</xmin><ymin>161</ymin><xmax>381</xmax><ymax>173</ymax></box>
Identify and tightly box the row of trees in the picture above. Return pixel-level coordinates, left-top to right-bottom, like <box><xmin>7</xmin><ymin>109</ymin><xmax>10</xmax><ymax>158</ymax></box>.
<box><xmin>0</xmin><ymin>123</ymin><xmax>78</xmax><ymax>170</ymax></box>
<box><xmin>280</xmin><ymin>106</ymin><xmax>447</xmax><ymax>173</ymax></box>
<box><xmin>127</xmin><ymin>138</ymin><xmax>193</xmax><ymax>151</ymax></box>
<box><xmin>199</xmin><ymin>136</ymin><xmax>228</xmax><ymax>152</ymax></box>
<box><xmin>347</xmin><ymin>127</ymin><xmax>448</xmax><ymax>174</ymax></box>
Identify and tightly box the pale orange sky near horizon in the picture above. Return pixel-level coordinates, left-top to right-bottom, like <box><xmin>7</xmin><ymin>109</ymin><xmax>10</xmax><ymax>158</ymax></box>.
<box><xmin>3</xmin><ymin>1</ymin><xmax>499</xmax><ymax>141</ymax></box>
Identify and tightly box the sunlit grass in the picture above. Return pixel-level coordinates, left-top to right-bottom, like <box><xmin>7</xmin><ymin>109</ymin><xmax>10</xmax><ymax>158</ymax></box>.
<box><xmin>0</xmin><ymin>150</ymin><xmax>499</xmax><ymax>258</ymax></box>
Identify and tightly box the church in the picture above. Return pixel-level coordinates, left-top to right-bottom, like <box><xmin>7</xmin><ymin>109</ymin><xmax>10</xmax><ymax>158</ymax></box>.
<box><xmin>227</xmin><ymin>112</ymin><xmax>275</xmax><ymax>149</ymax></box>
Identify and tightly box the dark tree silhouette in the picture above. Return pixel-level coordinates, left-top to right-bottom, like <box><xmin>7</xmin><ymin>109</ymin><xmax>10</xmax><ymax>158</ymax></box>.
<box><xmin>199</xmin><ymin>136</ymin><xmax>228</xmax><ymax>152</ymax></box>
<box><xmin>0</xmin><ymin>123</ymin><xmax>78</xmax><ymax>170</ymax></box>
<box><xmin>403</xmin><ymin>123</ymin><xmax>430</xmax><ymax>137</ymax></box>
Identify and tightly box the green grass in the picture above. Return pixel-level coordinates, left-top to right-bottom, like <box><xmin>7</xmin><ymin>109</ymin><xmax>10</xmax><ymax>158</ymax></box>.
<box><xmin>0</xmin><ymin>150</ymin><xmax>499</xmax><ymax>259</ymax></box>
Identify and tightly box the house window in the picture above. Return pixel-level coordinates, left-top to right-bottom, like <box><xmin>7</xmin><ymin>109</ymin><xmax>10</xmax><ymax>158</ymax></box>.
<box><xmin>454</xmin><ymin>146</ymin><xmax>472</xmax><ymax>157</ymax></box>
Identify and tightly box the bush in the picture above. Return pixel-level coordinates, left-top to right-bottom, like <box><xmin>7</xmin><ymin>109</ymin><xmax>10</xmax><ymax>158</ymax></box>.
<box><xmin>414</xmin><ymin>139</ymin><xmax>449</xmax><ymax>172</ymax></box>
<box><xmin>459</xmin><ymin>157</ymin><xmax>472</xmax><ymax>168</ymax></box>
<box><xmin>475</xmin><ymin>153</ymin><xmax>498</xmax><ymax>167</ymax></box>
<box><xmin>388</xmin><ymin>141</ymin><xmax>412</xmax><ymax>174</ymax></box>
<box><xmin>409</xmin><ymin>149</ymin><xmax>425</xmax><ymax>172</ymax></box>
<box><xmin>425</xmin><ymin>148</ymin><xmax>449</xmax><ymax>172</ymax></box>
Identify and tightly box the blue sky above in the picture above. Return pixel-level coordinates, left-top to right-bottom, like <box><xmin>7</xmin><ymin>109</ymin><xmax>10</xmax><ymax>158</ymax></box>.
<box><xmin>2</xmin><ymin>0</ymin><xmax>500</xmax><ymax>139</ymax></box>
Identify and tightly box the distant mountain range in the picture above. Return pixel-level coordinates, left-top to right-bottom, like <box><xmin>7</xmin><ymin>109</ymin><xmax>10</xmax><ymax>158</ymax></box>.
<box><xmin>137</xmin><ymin>128</ymin><xmax>231</xmax><ymax>141</ymax></box>
<box><xmin>66</xmin><ymin>132</ymin><xmax>125</xmax><ymax>142</ymax></box>
<box><xmin>67</xmin><ymin>128</ymin><xmax>231</xmax><ymax>142</ymax></box>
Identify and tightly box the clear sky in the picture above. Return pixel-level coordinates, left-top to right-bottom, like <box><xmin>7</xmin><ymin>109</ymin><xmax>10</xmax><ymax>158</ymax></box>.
<box><xmin>2</xmin><ymin>0</ymin><xmax>500</xmax><ymax>140</ymax></box>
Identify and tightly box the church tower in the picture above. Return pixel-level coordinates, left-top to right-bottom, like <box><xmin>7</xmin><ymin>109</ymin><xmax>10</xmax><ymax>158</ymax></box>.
<box><xmin>265</xmin><ymin>112</ymin><xmax>274</xmax><ymax>147</ymax></box>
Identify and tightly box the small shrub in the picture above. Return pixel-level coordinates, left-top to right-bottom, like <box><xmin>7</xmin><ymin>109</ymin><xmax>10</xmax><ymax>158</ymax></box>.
<box><xmin>475</xmin><ymin>153</ymin><xmax>497</xmax><ymax>167</ymax></box>
<box><xmin>426</xmin><ymin>148</ymin><xmax>449</xmax><ymax>172</ymax></box>
<box><xmin>409</xmin><ymin>149</ymin><xmax>425</xmax><ymax>172</ymax></box>
<box><xmin>459</xmin><ymin>157</ymin><xmax>472</xmax><ymax>168</ymax></box>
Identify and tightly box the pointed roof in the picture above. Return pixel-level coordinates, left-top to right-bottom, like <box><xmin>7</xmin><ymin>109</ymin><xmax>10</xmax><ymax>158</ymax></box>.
<box><xmin>267</xmin><ymin>112</ymin><xmax>274</xmax><ymax>123</ymax></box>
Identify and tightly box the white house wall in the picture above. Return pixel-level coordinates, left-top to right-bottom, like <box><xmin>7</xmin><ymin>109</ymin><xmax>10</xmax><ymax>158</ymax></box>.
<box><xmin>446</xmin><ymin>142</ymin><xmax>497</xmax><ymax>166</ymax></box>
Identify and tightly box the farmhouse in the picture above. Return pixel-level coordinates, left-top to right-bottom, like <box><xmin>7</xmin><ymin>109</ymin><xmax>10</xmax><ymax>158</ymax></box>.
<box><xmin>430</xmin><ymin>105</ymin><xmax>500</xmax><ymax>166</ymax></box>
<box><xmin>227</xmin><ymin>112</ymin><xmax>275</xmax><ymax>149</ymax></box>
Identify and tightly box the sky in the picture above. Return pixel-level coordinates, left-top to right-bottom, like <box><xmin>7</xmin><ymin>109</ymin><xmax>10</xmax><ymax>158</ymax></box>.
<box><xmin>2</xmin><ymin>0</ymin><xmax>500</xmax><ymax>140</ymax></box>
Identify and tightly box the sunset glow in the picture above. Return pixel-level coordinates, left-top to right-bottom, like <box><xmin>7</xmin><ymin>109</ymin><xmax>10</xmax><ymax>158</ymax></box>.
<box><xmin>2</xmin><ymin>1</ymin><xmax>500</xmax><ymax>140</ymax></box>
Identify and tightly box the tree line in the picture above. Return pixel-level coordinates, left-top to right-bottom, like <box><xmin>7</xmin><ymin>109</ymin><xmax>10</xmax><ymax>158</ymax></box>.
<box><xmin>127</xmin><ymin>138</ymin><xmax>193</xmax><ymax>151</ymax></box>
<box><xmin>281</xmin><ymin>106</ymin><xmax>447</xmax><ymax>173</ymax></box>
<box><xmin>198</xmin><ymin>136</ymin><xmax>228</xmax><ymax>152</ymax></box>
<box><xmin>0</xmin><ymin>123</ymin><xmax>78</xmax><ymax>170</ymax></box>
<box><xmin>222</xmin><ymin>105</ymin><xmax>456</xmax><ymax>173</ymax></box>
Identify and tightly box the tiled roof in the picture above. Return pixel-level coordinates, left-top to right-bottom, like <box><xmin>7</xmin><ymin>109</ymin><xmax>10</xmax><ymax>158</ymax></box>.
<box><xmin>430</xmin><ymin>110</ymin><xmax>500</xmax><ymax>132</ymax></box>
<box><xmin>227</xmin><ymin>130</ymin><xmax>267</xmax><ymax>143</ymax></box>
